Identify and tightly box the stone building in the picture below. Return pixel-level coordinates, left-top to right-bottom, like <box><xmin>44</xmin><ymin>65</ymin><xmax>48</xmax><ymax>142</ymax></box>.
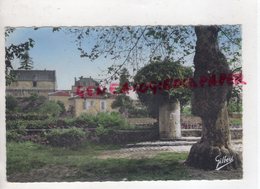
<box><xmin>6</xmin><ymin>70</ymin><xmax>56</xmax><ymax>97</ymax></box>
<box><xmin>71</xmin><ymin>76</ymin><xmax>99</xmax><ymax>94</ymax></box>
<box><xmin>68</xmin><ymin>95</ymin><xmax>117</xmax><ymax>117</ymax></box>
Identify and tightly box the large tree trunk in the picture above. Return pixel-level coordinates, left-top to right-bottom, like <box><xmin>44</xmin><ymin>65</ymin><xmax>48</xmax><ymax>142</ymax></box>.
<box><xmin>186</xmin><ymin>26</ymin><xmax>242</xmax><ymax>170</ymax></box>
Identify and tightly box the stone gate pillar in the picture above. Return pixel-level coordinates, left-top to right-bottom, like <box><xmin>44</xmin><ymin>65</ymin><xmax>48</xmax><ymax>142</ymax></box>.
<box><xmin>159</xmin><ymin>100</ymin><xmax>181</xmax><ymax>140</ymax></box>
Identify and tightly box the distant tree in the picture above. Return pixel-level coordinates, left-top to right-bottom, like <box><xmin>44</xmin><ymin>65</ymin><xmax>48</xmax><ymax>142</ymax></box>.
<box><xmin>119</xmin><ymin>67</ymin><xmax>130</xmax><ymax>86</ymax></box>
<box><xmin>18</xmin><ymin>50</ymin><xmax>33</xmax><ymax>70</ymax></box>
<box><xmin>112</xmin><ymin>67</ymin><xmax>133</xmax><ymax>115</ymax></box>
<box><xmin>5</xmin><ymin>28</ymin><xmax>35</xmax><ymax>85</ymax></box>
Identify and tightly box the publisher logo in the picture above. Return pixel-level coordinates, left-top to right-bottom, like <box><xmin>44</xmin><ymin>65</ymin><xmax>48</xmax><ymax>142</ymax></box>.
<box><xmin>215</xmin><ymin>154</ymin><xmax>234</xmax><ymax>170</ymax></box>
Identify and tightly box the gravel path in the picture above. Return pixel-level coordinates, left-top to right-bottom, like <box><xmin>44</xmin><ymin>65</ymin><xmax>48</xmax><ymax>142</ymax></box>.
<box><xmin>98</xmin><ymin>139</ymin><xmax>242</xmax><ymax>159</ymax></box>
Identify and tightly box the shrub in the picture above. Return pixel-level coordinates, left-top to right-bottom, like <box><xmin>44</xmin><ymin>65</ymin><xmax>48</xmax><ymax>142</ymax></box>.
<box><xmin>45</xmin><ymin>127</ymin><xmax>87</xmax><ymax>147</ymax></box>
<box><xmin>95</xmin><ymin>112</ymin><xmax>129</xmax><ymax>129</ymax></box>
<box><xmin>6</xmin><ymin>129</ymin><xmax>27</xmax><ymax>142</ymax></box>
<box><xmin>77</xmin><ymin>112</ymin><xmax>131</xmax><ymax>129</ymax></box>
<box><xmin>6</xmin><ymin>95</ymin><xmax>18</xmax><ymax>112</ymax></box>
<box><xmin>6</xmin><ymin>119</ymin><xmax>57</xmax><ymax>130</ymax></box>
<box><xmin>38</xmin><ymin>101</ymin><xmax>62</xmax><ymax>117</ymax></box>
<box><xmin>95</xmin><ymin>124</ymin><xmax>113</xmax><ymax>136</ymax></box>
<box><xmin>6</xmin><ymin>113</ymin><xmax>49</xmax><ymax>121</ymax></box>
<box><xmin>57</xmin><ymin>101</ymin><xmax>66</xmax><ymax>114</ymax></box>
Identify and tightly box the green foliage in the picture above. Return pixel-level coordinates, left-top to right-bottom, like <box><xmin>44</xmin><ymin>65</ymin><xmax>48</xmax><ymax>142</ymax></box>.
<box><xmin>6</xmin><ymin>129</ymin><xmax>26</xmax><ymax>142</ymax></box>
<box><xmin>46</xmin><ymin>127</ymin><xmax>86</xmax><ymax>147</ymax></box>
<box><xmin>230</xmin><ymin>118</ymin><xmax>242</xmax><ymax>126</ymax></box>
<box><xmin>95</xmin><ymin>112</ymin><xmax>129</xmax><ymax>129</ymax></box>
<box><xmin>95</xmin><ymin>124</ymin><xmax>111</xmax><ymax>136</ymax></box>
<box><xmin>21</xmin><ymin>94</ymin><xmax>48</xmax><ymax>113</ymax></box>
<box><xmin>134</xmin><ymin>60</ymin><xmax>192</xmax><ymax>118</ymax></box>
<box><xmin>111</xmin><ymin>95</ymin><xmax>133</xmax><ymax>113</ymax></box>
<box><xmin>38</xmin><ymin>100</ymin><xmax>62</xmax><ymax>117</ymax></box>
<box><xmin>7</xmin><ymin>141</ymin><xmax>189</xmax><ymax>181</ymax></box>
<box><xmin>5</xmin><ymin>27</ymin><xmax>35</xmax><ymax>85</ymax></box>
<box><xmin>228</xmin><ymin>98</ymin><xmax>242</xmax><ymax>113</ymax></box>
<box><xmin>6</xmin><ymin>113</ymin><xmax>49</xmax><ymax>120</ymax></box>
<box><xmin>181</xmin><ymin>105</ymin><xmax>192</xmax><ymax>115</ymax></box>
<box><xmin>6</xmin><ymin>95</ymin><xmax>18</xmax><ymax>112</ymax></box>
<box><xmin>18</xmin><ymin>50</ymin><xmax>33</xmax><ymax>70</ymax></box>
<box><xmin>6</xmin><ymin>112</ymin><xmax>131</xmax><ymax>131</ymax></box>
<box><xmin>6</xmin><ymin>119</ymin><xmax>57</xmax><ymax>130</ymax></box>
<box><xmin>57</xmin><ymin>100</ymin><xmax>66</xmax><ymax>114</ymax></box>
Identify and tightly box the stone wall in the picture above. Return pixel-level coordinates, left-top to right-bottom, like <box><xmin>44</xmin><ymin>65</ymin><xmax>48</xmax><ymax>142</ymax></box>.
<box><xmin>97</xmin><ymin>128</ymin><xmax>159</xmax><ymax>144</ymax></box>
<box><xmin>181</xmin><ymin>128</ymin><xmax>242</xmax><ymax>140</ymax></box>
<box><xmin>6</xmin><ymin>81</ymin><xmax>55</xmax><ymax>97</ymax></box>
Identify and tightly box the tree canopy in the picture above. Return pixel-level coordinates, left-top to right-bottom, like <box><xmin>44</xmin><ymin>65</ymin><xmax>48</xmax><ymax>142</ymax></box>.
<box><xmin>5</xmin><ymin>28</ymin><xmax>35</xmax><ymax>85</ymax></box>
<box><xmin>134</xmin><ymin>59</ymin><xmax>192</xmax><ymax>118</ymax></box>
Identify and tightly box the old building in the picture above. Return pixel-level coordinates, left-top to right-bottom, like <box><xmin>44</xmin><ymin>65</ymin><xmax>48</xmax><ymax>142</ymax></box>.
<box><xmin>68</xmin><ymin>95</ymin><xmax>117</xmax><ymax>117</ymax></box>
<box><xmin>71</xmin><ymin>76</ymin><xmax>99</xmax><ymax>94</ymax></box>
<box><xmin>48</xmin><ymin>90</ymin><xmax>71</xmax><ymax>110</ymax></box>
<box><xmin>6</xmin><ymin>70</ymin><xmax>56</xmax><ymax>97</ymax></box>
<box><xmin>67</xmin><ymin>76</ymin><xmax>117</xmax><ymax>116</ymax></box>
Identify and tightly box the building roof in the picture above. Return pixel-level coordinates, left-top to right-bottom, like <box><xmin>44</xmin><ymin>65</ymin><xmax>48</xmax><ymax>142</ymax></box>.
<box><xmin>48</xmin><ymin>90</ymin><xmax>71</xmax><ymax>97</ymax></box>
<box><xmin>11</xmin><ymin>70</ymin><xmax>56</xmax><ymax>82</ymax></box>
<box><xmin>74</xmin><ymin>77</ymin><xmax>99</xmax><ymax>87</ymax></box>
<box><xmin>69</xmin><ymin>94</ymin><xmax>116</xmax><ymax>100</ymax></box>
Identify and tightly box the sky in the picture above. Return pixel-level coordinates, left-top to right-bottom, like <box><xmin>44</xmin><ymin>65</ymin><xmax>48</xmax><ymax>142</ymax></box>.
<box><xmin>5</xmin><ymin>26</ymin><xmax>240</xmax><ymax>90</ymax></box>
<box><xmin>6</xmin><ymin>27</ymin><xmax>114</xmax><ymax>90</ymax></box>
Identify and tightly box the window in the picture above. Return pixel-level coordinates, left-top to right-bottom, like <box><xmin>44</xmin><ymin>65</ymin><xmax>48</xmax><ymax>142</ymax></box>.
<box><xmin>33</xmin><ymin>81</ymin><xmax>37</xmax><ymax>87</ymax></box>
<box><xmin>100</xmin><ymin>100</ymin><xmax>106</xmax><ymax>111</ymax></box>
<box><xmin>83</xmin><ymin>100</ymin><xmax>94</xmax><ymax>110</ymax></box>
<box><xmin>83</xmin><ymin>100</ymin><xmax>89</xmax><ymax>110</ymax></box>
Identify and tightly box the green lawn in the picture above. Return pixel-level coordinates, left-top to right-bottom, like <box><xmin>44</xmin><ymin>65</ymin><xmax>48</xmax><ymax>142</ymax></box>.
<box><xmin>6</xmin><ymin>141</ymin><xmax>190</xmax><ymax>181</ymax></box>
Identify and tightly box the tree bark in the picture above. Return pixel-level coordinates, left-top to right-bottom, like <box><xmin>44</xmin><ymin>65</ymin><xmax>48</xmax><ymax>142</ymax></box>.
<box><xmin>186</xmin><ymin>26</ymin><xmax>242</xmax><ymax>170</ymax></box>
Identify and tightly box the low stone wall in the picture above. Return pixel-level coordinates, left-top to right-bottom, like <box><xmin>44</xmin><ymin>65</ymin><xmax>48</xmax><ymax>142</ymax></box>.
<box><xmin>98</xmin><ymin>128</ymin><xmax>159</xmax><ymax>144</ymax></box>
<box><xmin>181</xmin><ymin>128</ymin><xmax>242</xmax><ymax>140</ymax></box>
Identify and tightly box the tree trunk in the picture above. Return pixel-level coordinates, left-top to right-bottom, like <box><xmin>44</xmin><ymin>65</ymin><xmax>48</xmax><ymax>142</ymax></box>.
<box><xmin>186</xmin><ymin>26</ymin><xmax>242</xmax><ymax>170</ymax></box>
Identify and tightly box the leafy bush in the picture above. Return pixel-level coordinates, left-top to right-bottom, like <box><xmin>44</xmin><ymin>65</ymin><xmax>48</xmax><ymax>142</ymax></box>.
<box><xmin>45</xmin><ymin>127</ymin><xmax>87</xmax><ymax>147</ymax></box>
<box><xmin>6</xmin><ymin>129</ymin><xmax>26</xmax><ymax>142</ymax></box>
<box><xmin>6</xmin><ymin>113</ymin><xmax>49</xmax><ymax>121</ymax></box>
<box><xmin>6</xmin><ymin>119</ymin><xmax>57</xmax><ymax>130</ymax></box>
<box><xmin>6</xmin><ymin>95</ymin><xmax>18</xmax><ymax>112</ymax></box>
<box><xmin>38</xmin><ymin>101</ymin><xmax>62</xmax><ymax>117</ymax></box>
<box><xmin>78</xmin><ymin>112</ymin><xmax>131</xmax><ymax>129</ymax></box>
<box><xmin>57</xmin><ymin>100</ymin><xmax>66</xmax><ymax>114</ymax></box>
<box><xmin>95</xmin><ymin>124</ymin><xmax>111</xmax><ymax>136</ymax></box>
<box><xmin>181</xmin><ymin>105</ymin><xmax>192</xmax><ymax>115</ymax></box>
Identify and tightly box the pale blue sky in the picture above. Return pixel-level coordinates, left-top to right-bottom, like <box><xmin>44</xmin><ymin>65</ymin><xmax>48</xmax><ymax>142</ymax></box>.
<box><xmin>5</xmin><ymin>26</ymin><xmax>240</xmax><ymax>90</ymax></box>
<box><xmin>6</xmin><ymin>27</ymin><xmax>112</xmax><ymax>89</ymax></box>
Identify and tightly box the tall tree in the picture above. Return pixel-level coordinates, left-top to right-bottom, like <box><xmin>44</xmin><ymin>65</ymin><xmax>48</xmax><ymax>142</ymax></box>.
<box><xmin>18</xmin><ymin>50</ymin><xmax>34</xmax><ymax>70</ymax></box>
<box><xmin>5</xmin><ymin>28</ymin><xmax>35</xmax><ymax>85</ymax></box>
<box><xmin>186</xmin><ymin>26</ymin><xmax>241</xmax><ymax>169</ymax></box>
<box><xmin>134</xmin><ymin>59</ymin><xmax>192</xmax><ymax>119</ymax></box>
<box><xmin>69</xmin><ymin>25</ymin><xmax>242</xmax><ymax>170</ymax></box>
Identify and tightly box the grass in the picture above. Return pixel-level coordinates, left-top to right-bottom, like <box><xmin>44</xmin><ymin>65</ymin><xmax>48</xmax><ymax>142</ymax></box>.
<box><xmin>6</xmin><ymin>141</ymin><xmax>190</xmax><ymax>181</ymax></box>
<box><xmin>78</xmin><ymin>153</ymin><xmax>189</xmax><ymax>181</ymax></box>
